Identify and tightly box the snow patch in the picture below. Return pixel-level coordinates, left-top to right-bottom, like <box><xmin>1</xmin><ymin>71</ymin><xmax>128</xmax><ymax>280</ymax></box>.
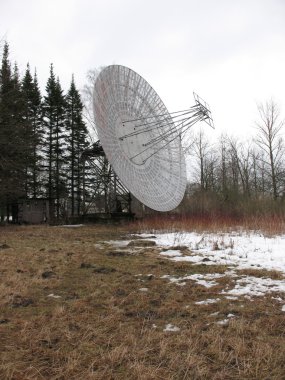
<box><xmin>222</xmin><ymin>276</ymin><xmax>285</xmax><ymax>297</ymax></box>
<box><xmin>139</xmin><ymin>288</ymin><xmax>148</xmax><ymax>292</ymax></box>
<box><xmin>139</xmin><ymin>231</ymin><xmax>285</xmax><ymax>298</ymax></box>
<box><xmin>216</xmin><ymin>319</ymin><xmax>229</xmax><ymax>326</ymax></box>
<box><xmin>146</xmin><ymin>232</ymin><xmax>285</xmax><ymax>273</ymax></box>
<box><xmin>160</xmin><ymin>249</ymin><xmax>182</xmax><ymax>257</ymax></box>
<box><xmin>106</xmin><ymin>240</ymin><xmax>131</xmax><ymax>247</ymax></box>
<box><xmin>272</xmin><ymin>296</ymin><xmax>283</xmax><ymax>302</ymax></box>
<box><xmin>163</xmin><ymin>323</ymin><xmax>180</xmax><ymax>332</ymax></box>
<box><xmin>195</xmin><ymin>298</ymin><xmax>220</xmax><ymax>305</ymax></box>
<box><xmin>225</xmin><ymin>296</ymin><xmax>239</xmax><ymax>300</ymax></box>
<box><xmin>161</xmin><ymin>273</ymin><xmax>223</xmax><ymax>288</ymax></box>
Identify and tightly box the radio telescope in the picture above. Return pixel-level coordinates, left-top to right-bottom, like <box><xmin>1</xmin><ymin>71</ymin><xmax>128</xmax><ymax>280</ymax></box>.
<box><xmin>93</xmin><ymin>65</ymin><xmax>213</xmax><ymax>212</ymax></box>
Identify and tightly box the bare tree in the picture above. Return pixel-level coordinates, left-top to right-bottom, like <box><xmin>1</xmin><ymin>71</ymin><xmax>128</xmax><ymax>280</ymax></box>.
<box><xmin>255</xmin><ymin>100</ymin><xmax>284</xmax><ymax>199</ymax></box>
<box><xmin>81</xmin><ymin>67</ymin><xmax>105</xmax><ymax>143</ymax></box>
<box><xmin>250</xmin><ymin>148</ymin><xmax>262</xmax><ymax>196</ymax></box>
<box><xmin>228</xmin><ymin>137</ymin><xmax>254</xmax><ymax>197</ymax></box>
<box><xmin>219</xmin><ymin>134</ymin><xmax>228</xmax><ymax>195</ymax></box>
<box><xmin>191</xmin><ymin>129</ymin><xmax>216</xmax><ymax>190</ymax></box>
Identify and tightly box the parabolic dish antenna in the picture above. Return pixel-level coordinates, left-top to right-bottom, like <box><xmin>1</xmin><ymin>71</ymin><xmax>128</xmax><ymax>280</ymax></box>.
<box><xmin>93</xmin><ymin>65</ymin><xmax>187</xmax><ymax>212</ymax></box>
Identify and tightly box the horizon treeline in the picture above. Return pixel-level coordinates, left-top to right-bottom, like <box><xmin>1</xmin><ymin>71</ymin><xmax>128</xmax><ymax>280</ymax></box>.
<box><xmin>179</xmin><ymin>103</ymin><xmax>285</xmax><ymax>217</ymax></box>
<box><xmin>0</xmin><ymin>42</ymin><xmax>89</xmax><ymax>221</ymax></box>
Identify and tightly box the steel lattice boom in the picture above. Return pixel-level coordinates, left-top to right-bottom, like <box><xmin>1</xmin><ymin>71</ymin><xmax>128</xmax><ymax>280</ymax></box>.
<box><xmin>119</xmin><ymin>92</ymin><xmax>214</xmax><ymax>164</ymax></box>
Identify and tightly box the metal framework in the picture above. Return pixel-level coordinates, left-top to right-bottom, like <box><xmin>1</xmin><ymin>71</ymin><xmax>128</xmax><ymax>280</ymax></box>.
<box><xmin>120</xmin><ymin>92</ymin><xmax>214</xmax><ymax>164</ymax></box>
<box><xmin>81</xmin><ymin>141</ymin><xmax>132</xmax><ymax>215</ymax></box>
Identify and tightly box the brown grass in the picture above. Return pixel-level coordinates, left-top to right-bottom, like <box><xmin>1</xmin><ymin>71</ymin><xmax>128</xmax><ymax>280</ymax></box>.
<box><xmin>130</xmin><ymin>214</ymin><xmax>285</xmax><ymax>236</ymax></box>
<box><xmin>0</xmin><ymin>224</ymin><xmax>284</xmax><ymax>379</ymax></box>
<box><xmin>236</xmin><ymin>268</ymin><xmax>285</xmax><ymax>280</ymax></box>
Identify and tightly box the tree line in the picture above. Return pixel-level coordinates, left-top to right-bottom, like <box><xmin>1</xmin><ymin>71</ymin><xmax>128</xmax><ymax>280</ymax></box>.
<box><xmin>180</xmin><ymin>100</ymin><xmax>285</xmax><ymax>217</ymax></box>
<box><xmin>1</xmin><ymin>41</ymin><xmax>284</xmax><ymax>222</ymax></box>
<box><xmin>0</xmin><ymin>42</ymin><xmax>89</xmax><ymax>221</ymax></box>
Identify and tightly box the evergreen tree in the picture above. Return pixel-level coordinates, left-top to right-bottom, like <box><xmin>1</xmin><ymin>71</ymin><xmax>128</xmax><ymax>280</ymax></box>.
<box><xmin>65</xmin><ymin>75</ymin><xmax>88</xmax><ymax>215</ymax></box>
<box><xmin>0</xmin><ymin>42</ymin><xmax>26</xmax><ymax>220</ymax></box>
<box><xmin>21</xmin><ymin>64</ymin><xmax>43</xmax><ymax>198</ymax></box>
<box><xmin>42</xmin><ymin>64</ymin><xmax>66</xmax><ymax>219</ymax></box>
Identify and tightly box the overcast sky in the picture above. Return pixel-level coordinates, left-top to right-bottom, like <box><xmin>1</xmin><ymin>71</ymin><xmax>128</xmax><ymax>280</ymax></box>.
<box><xmin>1</xmin><ymin>0</ymin><xmax>285</xmax><ymax>138</ymax></box>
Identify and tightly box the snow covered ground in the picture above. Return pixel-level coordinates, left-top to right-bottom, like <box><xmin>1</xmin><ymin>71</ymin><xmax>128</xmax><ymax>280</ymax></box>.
<box><xmin>106</xmin><ymin>231</ymin><xmax>285</xmax><ymax>306</ymax></box>
<box><xmin>139</xmin><ymin>231</ymin><xmax>285</xmax><ymax>301</ymax></box>
<box><xmin>145</xmin><ymin>231</ymin><xmax>285</xmax><ymax>273</ymax></box>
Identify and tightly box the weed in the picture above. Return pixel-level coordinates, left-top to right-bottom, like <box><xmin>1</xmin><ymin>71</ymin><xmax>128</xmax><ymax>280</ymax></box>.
<box><xmin>0</xmin><ymin>224</ymin><xmax>284</xmax><ymax>379</ymax></box>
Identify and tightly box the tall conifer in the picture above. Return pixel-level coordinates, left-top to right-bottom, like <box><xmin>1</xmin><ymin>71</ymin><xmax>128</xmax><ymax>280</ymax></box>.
<box><xmin>0</xmin><ymin>42</ymin><xmax>26</xmax><ymax>219</ymax></box>
<box><xmin>65</xmin><ymin>75</ymin><xmax>88</xmax><ymax>215</ymax></box>
<box><xmin>42</xmin><ymin>65</ymin><xmax>66</xmax><ymax>219</ymax></box>
<box><xmin>21</xmin><ymin>64</ymin><xmax>43</xmax><ymax>198</ymax></box>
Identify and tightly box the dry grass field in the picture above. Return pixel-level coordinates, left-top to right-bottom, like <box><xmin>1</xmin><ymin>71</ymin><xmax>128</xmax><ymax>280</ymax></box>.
<box><xmin>0</xmin><ymin>221</ymin><xmax>285</xmax><ymax>379</ymax></box>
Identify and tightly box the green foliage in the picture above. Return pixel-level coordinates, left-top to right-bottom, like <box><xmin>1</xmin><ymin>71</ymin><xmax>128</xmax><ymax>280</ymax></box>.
<box><xmin>65</xmin><ymin>75</ymin><xmax>89</xmax><ymax>215</ymax></box>
<box><xmin>0</xmin><ymin>43</ymin><xmax>27</xmax><ymax>214</ymax></box>
<box><xmin>42</xmin><ymin>65</ymin><xmax>68</xmax><ymax>219</ymax></box>
<box><xmin>0</xmin><ymin>44</ymin><xmax>88</xmax><ymax>222</ymax></box>
<box><xmin>21</xmin><ymin>64</ymin><xmax>43</xmax><ymax>198</ymax></box>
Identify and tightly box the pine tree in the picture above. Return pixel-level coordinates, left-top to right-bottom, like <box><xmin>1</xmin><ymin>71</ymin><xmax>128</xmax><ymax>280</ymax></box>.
<box><xmin>21</xmin><ymin>64</ymin><xmax>43</xmax><ymax>198</ymax></box>
<box><xmin>42</xmin><ymin>64</ymin><xmax>66</xmax><ymax>219</ymax></box>
<box><xmin>65</xmin><ymin>75</ymin><xmax>88</xmax><ymax>216</ymax></box>
<box><xmin>0</xmin><ymin>42</ymin><xmax>12</xmax><ymax>218</ymax></box>
<box><xmin>0</xmin><ymin>42</ymin><xmax>26</xmax><ymax>221</ymax></box>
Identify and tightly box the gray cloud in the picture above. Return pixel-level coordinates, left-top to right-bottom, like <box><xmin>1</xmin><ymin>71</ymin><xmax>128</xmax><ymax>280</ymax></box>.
<box><xmin>1</xmin><ymin>0</ymin><xmax>285</xmax><ymax>136</ymax></box>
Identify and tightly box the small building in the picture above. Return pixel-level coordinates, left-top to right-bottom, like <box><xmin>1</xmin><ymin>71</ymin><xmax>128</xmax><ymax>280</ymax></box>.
<box><xmin>18</xmin><ymin>199</ymin><xmax>50</xmax><ymax>224</ymax></box>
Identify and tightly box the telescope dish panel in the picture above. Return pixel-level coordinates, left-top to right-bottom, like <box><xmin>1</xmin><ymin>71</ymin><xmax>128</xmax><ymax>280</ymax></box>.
<box><xmin>93</xmin><ymin>65</ymin><xmax>186</xmax><ymax>212</ymax></box>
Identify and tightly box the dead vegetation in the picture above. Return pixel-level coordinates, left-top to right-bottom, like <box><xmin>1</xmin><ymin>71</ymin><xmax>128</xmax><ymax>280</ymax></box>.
<box><xmin>0</xmin><ymin>224</ymin><xmax>284</xmax><ymax>379</ymax></box>
<box><xmin>130</xmin><ymin>214</ymin><xmax>285</xmax><ymax>236</ymax></box>
<box><xmin>236</xmin><ymin>268</ymin><xmax>284</xmax><ymax>280</ymax></box>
